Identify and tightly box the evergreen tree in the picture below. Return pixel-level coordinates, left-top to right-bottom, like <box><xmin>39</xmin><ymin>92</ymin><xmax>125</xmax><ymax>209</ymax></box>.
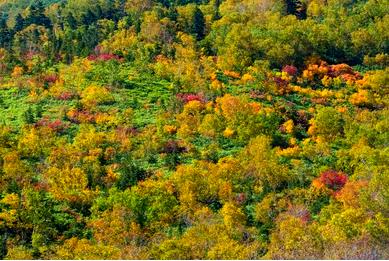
<box><xmin>14</xmin><ymin>14</ymin><xmax>25</xmax><ymax>32</ymax></box>
<box><xmin>23</xmin><ymin>107</ymin><xmax>35</xmax><ymax>124</ymax></box>
<box><xmin>0</xmin><ymin>18</ymin><xmax>12</xmax><ymax>49</ymax></box>
<box><xmin>212</xmin><ymin>0</ymin><xmax>221</xmax><ymax>21</ymax></box>
<box><xmin>26</xmin><ymin>0</ymin><xmax>51</xmax><ymax>27</ymax></box>
<box><xmin>167</xmin><ymin>7</ymin><xmax>178</xmax><ymax>21</ymax></box>
<box><xmin>285</xmin><ymin>0</ymin><xmax>306</xmax><ymax>19</ymax></box>
<box><xmin>65</xmin><ymin>13</ymin><xmax>77</xmax><ymax>30</ymax></box>
<box><xmin>95</xmin><ymin>5</ymin><xmax>103</xmax><ymax>19</ymax></box>
<box><xmin>81</xmin><ymin>10</ymin><xmax>97</xmax><ymax>26</ymax></box>
<box><xmin>193</xmin><ymin>6</ymin><xmax>205</xmax><ymax>40</ymax></box>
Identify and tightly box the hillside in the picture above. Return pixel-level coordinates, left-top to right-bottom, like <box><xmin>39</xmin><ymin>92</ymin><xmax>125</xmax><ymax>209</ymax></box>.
<box><xmin>0</xmin><ymin>0</ymin><xmax>388</xmax><ymax>259</ymax></box>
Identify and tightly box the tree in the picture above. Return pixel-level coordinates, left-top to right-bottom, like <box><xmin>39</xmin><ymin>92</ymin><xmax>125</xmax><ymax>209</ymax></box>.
<box><xmin>0</xmin><ymin>18</ymin><xmax>12</xmax><ymax>49</ymax></box>
<box><xmin>266</xmin><ymin>214</ymin><xmax>323</xmax><ymax>259</ymax></box>
<box><xmin>53</xmin><ymin>237</ymin><xmax>120</xmax><ymax>259</ymax></box>
<box><xmin>81</xmin><ymin>10</ymin><xmax>97</xmax><ymax>25</ymax></box>
<box><xmin>177</xmin><ymin>4</ymin><xmax>206</xmax><ymax>40</ymax></box>
<box><xmin>193</xmin><ymin>6</ymin><xmax>205</xmax><ymax>40</ymax></box>
<box><xmin>14</xmin><ymin>14</ymin><xmax>25</xmax><ymax>32</ymax></box>
<box><xmin>65</xmin><ymin>12</ymin><xmax>78</xmax><ymax>29</ymax></box>
<box><xmin>239</xmin><ymin>135</ymin><xmax>291</xmax><ymax>191</ymax></box>
<box><xmin>25</xmin><ymin>0</ymin><xmax>51</xmax><ymax>28</ymax></box>
<box><xmin>309</xmin><ymin>107</ymin><xmax>344</xmax><ymax>140</ymax></box>
<box><xmin>116</xmin><ymin>155</ymin><xmax>147</xmax><ymax>189</ymax></box>
<box><xmin>44</xmin><ymin>165</ymin><xmax>94</xmax><ymax>203</ymax></box>
<box><xmin>23</xmin><ymin>107</ymin><xmax>35</xmax><ymax>124</ymax></box>
<box><xmin>285</xmin><ymin>0</ymin><xmax>306</xmax><ymax>19</ymax></box>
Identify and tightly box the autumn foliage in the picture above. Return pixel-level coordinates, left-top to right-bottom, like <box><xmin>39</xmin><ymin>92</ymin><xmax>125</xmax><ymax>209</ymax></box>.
<box><xmin>0</xmin><ymin>0</ymin><xmax>388</xmax><ymax>259</ymax></box>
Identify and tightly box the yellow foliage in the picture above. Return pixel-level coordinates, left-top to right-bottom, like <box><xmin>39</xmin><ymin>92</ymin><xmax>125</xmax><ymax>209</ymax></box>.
<box><xmin>276</xmin><ymin>146</ymin><xmax>301</xmax><ymax>157</ymax></box>
<box><xmin>266</xmin><ymin>215</ymin><xmax>322</xmax><ymax>259</ymax></box>
<box><xmin>54</xmin><ymin>237</ymin><xmax>120</xmax><ymax>259</ymax></box>
<box><xmin>0</xmin><ymin>209</ymin><xmax>17</xmax><ymax>227</ymax></box>
<box><xmin>241</xmin><ymin>73</ymin><xmax>254</xmax><ymax>83</ymax></box>
<box><xmin>336</xmin><ymin>180</ymin><xmax>368</xmax><ymax>208</ymax></box>
<box><xmin>73</xmin><ymin>125</ymin><xmax>107</xmax><ymax>152</ymax></box>
<box><xmin>183</xmin><ymin>100</ymin><xmax>204</xmax><ymax>114</ymax></box>
<box><xmin>207</xmin><ymin>239</ymin><xmax>263</xmax><ymax>260</ymax></box>
<box><xmin>283</xmin><ymin>119</ymin><xmax>294</xmax><ymax>134</ymax></box>
<box><xmin>220</xmin><ymin>202</ymin><xmax>245</xmax><ymax>230</ymax></box>
<box><xmin>210</xmin><ymin>79</ymin><xmax>223</xmax><ymax>90</ymax></box>
<box><xmin>45</xmin><ymin>165</ymin><xmax>94</xmax><ymax>203</ymax></box>
<box><xmin>177</xmin><ymin>123</ymin><xmax>194</xmax><ymax>139</ymax></box>
<box><xmin>11</xmin><ymin>66</ymin><xmax>24</xmax><ymax>78</ymax></box>
<box><xmin>89</xmin><ymin>206</ymin><xmax>140</xmax><ymax>247</ymax></box>
<box><xmin>163</xmin><ymin>124</ymin><xmax>177</xmax><ymax>134</ymax></box>
<box><xmin>18</xmin><ymin>127</ymin><xmax>56</xmax><ymax>158</ymax></box>
<box><xmin>350</xmin><ymin>89</ymin><xmax>370</xmax><ymax>106</ymax></box>
<box><xmin>307</xmin><ymin>123</ymin><xmax>316</xmax><ymax>136</ymax></box>
<box><xmin>317</xmin><ymin>89</ymin><xmax>334</xmax><ymax>98</ymax></box>
<box><xmin>289</xmin><ymin>137</ymin><xmax>297</xmax><ymax>146</ymax></box>
<box><xmin>307</xmin><ymin>0</ymin><xmax>323</xmax><ymax>17</ymax></box>
<box><xmin>5</xmin><ymin>246</ymin><xmax>34</xmax><ymax>260</ymax></box>
<box><xmin>1</xmin><ymin>151</ymin><xmax>33</xmax><ymax>189</ymax></box>
<box><xmin>198</xmin><ymin>114</ymin><xmax>219</xmax><ymax>138</ymax></box>
<box><xmin>95</xmin><ymin>113</ymin><xmax>117</xmax><ymax>126</ymax></box>
<box><xmin>240</xmin><ymin>135</ymin><xmax>290</xmax><ymax>190</ymax></box>
<box><xmin>103</xmin><ymin>165</ymin><xmax>119</xmax><ymax>186</ymax></box>
<box><xmin>100</xmin><ymin>29</ymin><xmax>138</xmax><ymax>56</ymax></box>
<box><xmin>177</xmin><ymin>100</ymin><xmax>205</xmax><ymax>139</ymax></box>
<box><xmin>223</xmin><ymin>70</ymin><xmax>241</xmax><ymax>79</ymax></box>
<box><xmin>223</xmin><ymin>127</ymin><xmax>235</xmax><ymax>138</ymax></box>
<box><xmin>281</xmin><ymin>71</ymin><xmax>292</xmax><ymax>81</ymax></box>
<box><xmin>216</xmin><ymin>94</ymin><xmax>248</xmax><ymax>122</ymax></box>
<box><xmin>81</xmin><ymin>85</ymin><xmax>114</xmax><ymax>108</ymax></box>
<box><xmin>320</xmin><ymin>208</ymin><xmax>366</xmax><ymax>243</ymax></box>
<box><xmin>302</xmin><ymin>69</ymin><xmax>314</xmax><ymax>80</ymax></box>
<box><xmin>218</xmin><ymin>182</ymin><xmax>233</xmax><ymax>202</ymax></box>
<box><xmin>1</xmin><ymin>193</ymin><xmax>19</xmax><ymax>208</ymax></box>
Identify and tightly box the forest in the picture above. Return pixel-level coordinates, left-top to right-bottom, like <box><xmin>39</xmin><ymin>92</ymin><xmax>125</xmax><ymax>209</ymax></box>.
<box><xmin>0</xmin><ymin>0</ymin><xmax>388</xmax><ymax>259</ymax></box>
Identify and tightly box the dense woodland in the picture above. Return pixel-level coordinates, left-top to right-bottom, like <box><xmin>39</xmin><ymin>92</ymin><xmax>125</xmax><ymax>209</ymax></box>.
<box><xmin>0</xmin><ymin>0</ymin><xmax>388</xmax><ymax>259</ymax></box>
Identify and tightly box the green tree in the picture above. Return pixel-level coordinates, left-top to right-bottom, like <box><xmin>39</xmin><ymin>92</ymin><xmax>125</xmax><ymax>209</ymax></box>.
<box><xmin>193</xmin><ymin>6</ymin><xmax>205</xmax><ymax>40</ymax></box>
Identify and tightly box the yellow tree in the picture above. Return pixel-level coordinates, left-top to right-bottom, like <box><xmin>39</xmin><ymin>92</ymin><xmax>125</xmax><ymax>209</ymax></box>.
<box><xmin>266</xmin><ymin>214</ymin><xmax>323</xmax><ymax>259</ymax></box>
<box><xmin>44</xmin><ymin>165</ymin><xmax>94</xmax><ymax>203</ymax></box>
<box><xmin>239</xmin><ymin>135</ymin><xmax>291</xmax><ymax>191</ymax></box>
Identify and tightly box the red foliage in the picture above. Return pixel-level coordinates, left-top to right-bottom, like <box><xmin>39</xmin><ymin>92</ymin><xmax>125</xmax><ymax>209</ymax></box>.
<box><xmin>273</xmin><ymin>76</ymin><xmax>288</xmax><ymax>87</ymax></box>
<box><xmin>176</xmin><ymin>93</ymin><xmax>205</xmax><ymax>104</ymax></box>
<box><xmin>328</xmin><ymin>63</ymin><xmax>354</xmax><ymax>77</ymax></box>
<box><xmin>250</xmin><ymin>90</ymin><xmax>266</xmax><ymax>99</ymax></box>
<box><xmin>235</xmin><ymin>193</ymin><xmax>247</xmax><ymax>205</ymax></box>
<box><xmin>161</xmin><ymin>140</ymin><xmax>187</xmax><ymax>154</ymax></box>
<box><xmin>286</xmin><ymin>205</ymin><xmax>311</xmax><ymax>223</ymax></box>
<box><xmin>296</xmin><ymin>110</ymin><xmax>308</xmax><ymax>126</ymax></box>
<box><xmin>57</xmin><ymin>92</ymin><xmax>75</xmax><ymax>100</ymax></box>
<box><xmin>33</xmin><ymin>181</ymin><xmax>49</xmax><ymax>191</ymax></box>
<box><xmin>319</xmin><ymin>170</ymin><xmax>348</xmax><ymax>191</ymax></box>
<box><xmin>340</xmin><ymin>73</ymin><xmax>362</xmax><ymax>82</ymax></box>
<box><xmin>67</xmin><ymin>110</ymin><xmax>96</xmax><ymax>124</ymax></box>
<box><xmin>282</xmin><ymin>65</ymin><xmax>298</xmax><ymax>76</ymax></box>
<box><xmin>87</xmin><ymin>53</ymin><xmax>122</xmax><ymax>62</ymax></box>
<box><xmin>116</xmin><ymin>126</ymin><xmax>138</xmax><ymax>138</ymax></box>
<box><xmin>25</xmin><ymin>50</ymin><xmax>39</xmax><ymax>60</ymax></box>
<box><xmin>35</xmin><ymin>117</ymin><xmax>69</xmax><ymax>133</ymax></box>
<box><xmin>44</xmin><ymin>74</ymin><xmax>58</xmax><ymax>84</ymax></box>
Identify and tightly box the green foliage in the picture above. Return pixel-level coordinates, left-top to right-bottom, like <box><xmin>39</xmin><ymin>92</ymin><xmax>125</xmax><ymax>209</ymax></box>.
<box><xmin>0</xmin><ymin>0</ymin><xmax>388</xmax><ymax>259</ymax></box>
